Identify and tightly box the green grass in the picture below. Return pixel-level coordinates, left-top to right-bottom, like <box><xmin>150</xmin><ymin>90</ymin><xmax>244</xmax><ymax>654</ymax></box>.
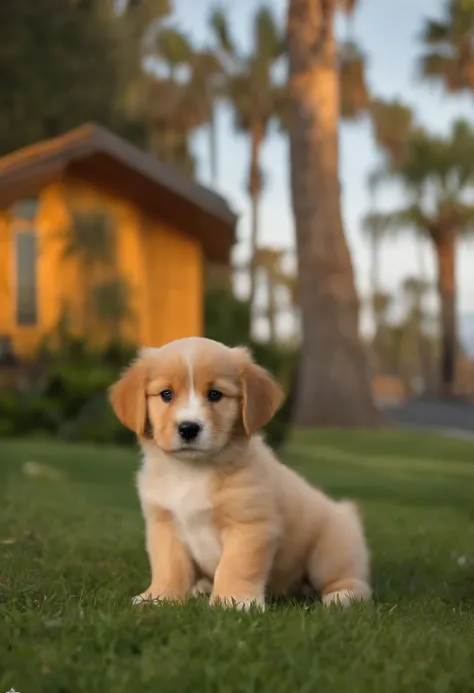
<box><xmin>1</xmin><ymin>429</ymin><xmax>474</xmax><ymax>692</ymax></box>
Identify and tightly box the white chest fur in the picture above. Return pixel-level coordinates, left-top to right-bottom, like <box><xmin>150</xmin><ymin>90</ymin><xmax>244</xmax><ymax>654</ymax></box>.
<box><xmin>137</xmin><ymin>450</ymin><xmax>222</xmax><ymax>579</ymax></box>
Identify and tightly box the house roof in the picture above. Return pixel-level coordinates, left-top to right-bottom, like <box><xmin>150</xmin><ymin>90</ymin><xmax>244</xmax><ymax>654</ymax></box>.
<box><xmin>0</xmin><ymin>123</ymin><xmax>237</xmax><ymax>263</ymax></box>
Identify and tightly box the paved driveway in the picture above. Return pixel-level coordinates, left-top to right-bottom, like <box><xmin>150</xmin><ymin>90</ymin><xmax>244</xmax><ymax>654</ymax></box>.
<box><xmin>382</xmin><ymin>398</ymin><xmax>474</xmax><ymax>439</ymax></box>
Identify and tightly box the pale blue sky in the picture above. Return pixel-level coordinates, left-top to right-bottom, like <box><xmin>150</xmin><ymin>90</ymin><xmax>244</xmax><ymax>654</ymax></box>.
<box><xmin>172</xmin><ymin>0</ymin><xmax>474</xmax><ymax>336</ymax></box>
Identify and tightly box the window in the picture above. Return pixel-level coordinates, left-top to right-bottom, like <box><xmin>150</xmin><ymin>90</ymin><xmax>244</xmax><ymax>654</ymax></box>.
<box><xmin>15</xmin><ymin>230</ymin><xmax>37</xmax><ymax>326</ymax></box>
<box><xmin>10</xmin><ymin>197</ymin><xmax>39</xmax><ymax>327</ymax></box>
<box><xmin>11</xmin><ymin>198</ymin><xmax>38</xmax><ymax>221</ymax></box>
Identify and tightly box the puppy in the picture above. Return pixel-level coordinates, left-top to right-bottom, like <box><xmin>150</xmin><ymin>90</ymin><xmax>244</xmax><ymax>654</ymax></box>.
<box><xmin>109</xmin><ymin>337</ymin><xmax>371</xmax><ymax>611</ymax></box>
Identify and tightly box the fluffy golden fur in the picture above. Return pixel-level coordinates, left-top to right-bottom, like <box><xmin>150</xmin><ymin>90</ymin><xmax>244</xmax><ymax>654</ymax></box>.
<box><xmin>109</xmin><ymin>337</ymin><xmax>371</xmax><ymax>610</ymax></box>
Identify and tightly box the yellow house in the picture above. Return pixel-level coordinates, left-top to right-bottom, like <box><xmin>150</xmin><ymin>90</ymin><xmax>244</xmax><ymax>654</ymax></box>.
<box><xmin>0</xmin><ymin>124</ymin><xmax>236</xmax><ymax>357</ymax></box>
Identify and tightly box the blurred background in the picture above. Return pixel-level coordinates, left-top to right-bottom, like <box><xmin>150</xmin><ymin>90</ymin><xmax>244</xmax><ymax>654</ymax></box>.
<box><xmin>0</xmin><ymin>0</ymin><xmax>473</xmax><ymax>448</ymax></box>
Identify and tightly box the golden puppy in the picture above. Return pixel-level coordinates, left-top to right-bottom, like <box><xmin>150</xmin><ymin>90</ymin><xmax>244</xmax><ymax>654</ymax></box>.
<box><xmin>109</xmin><ymin>337</ymin><xmax>371</xmax><ymax>611</ymax></box>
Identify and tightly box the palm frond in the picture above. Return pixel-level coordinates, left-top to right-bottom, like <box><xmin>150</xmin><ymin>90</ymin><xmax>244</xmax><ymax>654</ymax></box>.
<box><xmin>370</xmin><ymin>98</ymin><xmax>414</xmax><ymax>166</ymax></box>
<box><xmin>366</xmin><ymin>167</ymin><xmax>386</xmax><ymax>196</ymax></box>
<box><xmin>418</xmin><ymin>0</ymin><xmax>474</xmax><ymax>94</ymax></box>
<box><xmin>339</xmin><ymin>41</ymin><xmax>369</xmax><ymax>120</ymax></box>
<box><xmin>421</xmin><ymin>18</ymin><xmax>449</xmax><ymax>44</ymax></box>
<box><xmin>363</xmin><ymin>205</ymin><xmax>434</xmax><ymax>238</ymax></box>
<box><xmin>420</xmin><ymin>52</ymin><xmax>468</xmax><ymax>91</ymax></box>
<box><xmin>372</xmin><ymin>290</ymin><xmax>392</xmax><ymax>318</ymax></box>
<box><xmin>254</xmin><ymin>5</ymin><xmax>284</xmax><ymax>62</ymax></box>
<box><xmin>361</xmin><ymin>211</ymin><xmax>392</xmax><ymax>240</ymax></box>
<box><xmin>209</xmin><ymin>6</ymin><xmax>235</xmax><ymax>55</ymax></box>
<box><xmin>154</xmin><ymin>27</ymin><xmax>193</xmax><ymax>69</ymax></box>
<box><xmin>449</xmin><ymin>201</ymin><xmax>474</xmax><ymax>236</ymax></box>
<box><xmin>401</xmin><ymin>276</ymin><xmax>430</xmax><ymax>299</ymax></box>
<box><xmin>390</xmin><ymin>204</ymin><xmax>435</xmax><ymax>235</ymax></box>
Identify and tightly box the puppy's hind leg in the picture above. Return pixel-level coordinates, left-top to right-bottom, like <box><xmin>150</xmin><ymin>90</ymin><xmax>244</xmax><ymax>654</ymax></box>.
<box><xmin>307</xmin><ymin>500</ymin><xmax>372</xmax><ymax>608</ymax></box>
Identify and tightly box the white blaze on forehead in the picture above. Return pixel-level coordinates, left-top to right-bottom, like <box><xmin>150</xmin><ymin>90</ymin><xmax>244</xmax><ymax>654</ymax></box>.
<box><xmin>175</xmin><ymin>351</ymin><xmax>204</xmax><ymax>423</ymax></box>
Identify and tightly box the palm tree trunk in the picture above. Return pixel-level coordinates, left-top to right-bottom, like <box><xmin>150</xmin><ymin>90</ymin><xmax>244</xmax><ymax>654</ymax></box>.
<box><xmin>415</xmin><ymin>237</ymin><xmax>431</xmax><ymax>394</ymax></box>
<box><xmin>248</xmin><ymin>125</ymin><xmax>263</xmax><ymax>309</ymax></box>
<box><xmin>434</xmin><ymin>234</ymin><xmax>457</xmax><ymax>397</ymax></box>
<box><xmin>287</xmin><ymin>0</ymin><xmax>379</xmax><ymax>426</ymax></box>
<box><xmin>209</xmin><ymin>105</ymin><xmax>218</xmax><ymax>185</ymax></box>
<box><xmin>369</xmin><ymin>234</ymin><xmax>380</xmax><ymax>376</ymax></box>
<box><xmin>370</xmin><ymin>233</ymin><xmax>380</xmax><ymax>311</ymax></box>
<box><xmin>267</xmin><ymin>271</ymin><xmax>277</xmax><ymax>343</ymax></box>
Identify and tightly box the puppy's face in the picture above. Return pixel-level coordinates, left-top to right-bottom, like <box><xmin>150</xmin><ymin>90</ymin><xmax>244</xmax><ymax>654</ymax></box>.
<box><xmin>109</xmin><ymin>337</ymin><xmax>284</xmax><ymax>460</ymax></box>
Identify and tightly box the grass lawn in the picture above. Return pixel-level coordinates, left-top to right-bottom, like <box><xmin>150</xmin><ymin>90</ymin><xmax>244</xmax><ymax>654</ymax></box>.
<box><xmin>1</xmin><ymin>429</ymin><xmax>474</xmax><ymax>692</ymax></box>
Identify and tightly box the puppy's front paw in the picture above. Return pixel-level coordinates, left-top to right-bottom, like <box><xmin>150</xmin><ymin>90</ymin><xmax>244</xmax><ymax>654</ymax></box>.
<box><xmin>210</xmin><ymin>593</ymin><xmax>265</xmax><ymax>612</ymax></box>
<box><xmin>322</xmin><ymin>589</ymin><xmax>358</xmax><ymax>608</ymax></box>
<box><xmin>131</xmin><ymin>590</ymin><xmax>161</xmax><ymax>606</ymax></box>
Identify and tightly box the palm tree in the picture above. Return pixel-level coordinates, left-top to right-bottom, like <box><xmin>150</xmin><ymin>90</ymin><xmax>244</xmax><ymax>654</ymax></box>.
<box><xmin>361</xmin><ymin>201</ymin><xmax>391</xmax><ymax>376</ymax></box>
<box><xmin>362</xmin><ymin>171</ymin><xmax>390</xmax><ymax>326</ymax></box>
<box><xmin>234</xmin><ymin>247</ymin><xmax>295</xmax><ymax>344</ymax></box>
<box><xmin>371</xmin><ymin>289</ymin><xmax>393</xmax><ymax>376</ymax></box>
<box><xmin>107</xmin><ymin>0</ymin><xmax>171</xmax><ymax>146</ymax></box>
<box><xmin>254</xmin><ymin>247</ymin><xmax>282</xmax><ymax>343</ymax></box>
<box><xmin>186</xmin><ymin>48</ymin><xmax>225</xmax><ymax>185</ymax></box>
<box><xmin>286</xmin><ymin>0</ymin><xmax>380</xmax><ymax>426</ymax></box>
<box><xmin>399</xmin><ymin>276</ymin><xmax>432</xmax><ymax>393</ymax></box>
<box><xmin>210</xmin><ymin>6</ymin><xmax>285</xmax><ymax>309</ymax></box>
<box><xmin>370</xmin><ymin>120</ymin><xmax>474</xmax><ymax>396</ymax></box>
<box><xmin>145</xmin><ymin>27</ymin><xmax>198</xmax><ymax>174</ymax></box>
<box><xmin>419</xmin><ymin>0</ymin><xmax>474</xmax><ymax>94</ymax></box>
<box><xmin>155</xmin><ymin>27</ymin><xmax>193</xmax><ymax>78</ymax></box>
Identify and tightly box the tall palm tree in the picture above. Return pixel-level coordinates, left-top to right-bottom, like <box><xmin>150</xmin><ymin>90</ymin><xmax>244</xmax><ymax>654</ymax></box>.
<box><xmin>286</xmin><ymin>0</ymin><xmax>379</xmax><ymax>426</ymax></box>
<box><xmin>234</xmin><ymin>247</ymin><xmax>295</xmax><ymax>344</ymax></box>
<box><xmin>146</xmin><ymin>27</ymin><xmax>198</xmax><ymax>174</ymax></box>
<box><xmin>254</xmin><ymin>247</ymin><xmax>281</xmax><ymax>343</ymax></box>
<box><xmin>399</xmin><ymin>276</ymin><xmax>432</xmax><ymax>393</ymax></box>
<box><xmin>370</xmin><ymin>120</ymin><xmax>474</xmax><ymax>396</ymax></box>
<box><xmin>210</xmin><ymin>6</ymin><xmax>285</xmax><ymax>308</ymax></box>
<box><xmin>371</xmin><ymin>289</ymin><xmax>393</xmax><ymax>376</ymax></box>
<box><xmin>124</xmin><ymin>22</ymin><xmax>221</xmax><ymax>177</ymax></box>
<box><xmin>186</xmin><ymin>48</ymin><xmax>225</xmax><ymax>185</ymax></box>
<box><xmin>362</xmin><ymin>171</ymin><xmax>389</xmax><ymax>323</ymax></box>
<box><xmin>361</xmin><ymin>203</ymin><xmax>391</xmax><ymax>376</ymax></box>
<box><xmin>419</xmin><ymin>0</ymin><xmax>474</xmax><ymax>94</ymax></box>
<box><xmin>108</xmin><ymin>0</ymin><xmax>171</xmax><ymax>145</ymax></box>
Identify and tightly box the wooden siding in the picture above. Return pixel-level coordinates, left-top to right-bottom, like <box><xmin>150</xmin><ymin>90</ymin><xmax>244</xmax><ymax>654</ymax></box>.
<box><xmin>0</xmin><ymin>177</ymin><xmax>204</xmax><ymax>356</ymax></box>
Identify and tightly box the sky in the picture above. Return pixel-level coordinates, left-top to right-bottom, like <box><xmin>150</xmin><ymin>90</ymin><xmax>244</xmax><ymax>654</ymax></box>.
<box><xmin>171</xmin><ymin>0</ymin><xmax>474</xmax><ymax>341</ymax></box>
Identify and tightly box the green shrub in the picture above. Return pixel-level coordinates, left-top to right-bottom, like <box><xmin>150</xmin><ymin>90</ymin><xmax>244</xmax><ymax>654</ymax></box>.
<box><xmin>57</xmin><ymin>392</ymin><xmax>135</xmax><ymax>445</ymax></box>
<box><xmin>204</xmin><ymin>285</ymin><xmax>251</xmax><ymax>346</ymax></box>
<box><xmin>0</xmin><ymin>295</ymin><xmax>297</xmax><ymax>449</ymax></box>
<box><xmin>0</xmin><ymin>337</ymin><xmax>135</xmax><ymax>445</ymax></box>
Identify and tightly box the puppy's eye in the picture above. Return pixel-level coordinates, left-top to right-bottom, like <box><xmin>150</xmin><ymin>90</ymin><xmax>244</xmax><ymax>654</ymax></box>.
<box><xmin>160</xmin><ymin>389</ymin><xmax>173</xmax><ymax>403</ymax></box>
<box><xmin>207</xmin><ymin>388</ymin><xmax>223</xmax><ymax>403</ymax></box>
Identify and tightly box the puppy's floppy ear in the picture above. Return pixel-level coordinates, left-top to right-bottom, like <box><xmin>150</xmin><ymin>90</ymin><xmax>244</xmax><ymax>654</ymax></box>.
<box><xmin>109</xmin><ymin>358</ymin><xmax>148</xmax><ymax>436</ymax></box>
<box><xmin>234</xmin><ymin>346</ymin><xmax>285</xmax><ymax>436</ymax></box>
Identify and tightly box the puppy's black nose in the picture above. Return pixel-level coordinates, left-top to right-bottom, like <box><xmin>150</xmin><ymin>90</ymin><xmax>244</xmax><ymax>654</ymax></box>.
<box><xmin>178</xmin><ymin>421</ymin><xmax>201</xmax><ymax>442</ymax></box>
